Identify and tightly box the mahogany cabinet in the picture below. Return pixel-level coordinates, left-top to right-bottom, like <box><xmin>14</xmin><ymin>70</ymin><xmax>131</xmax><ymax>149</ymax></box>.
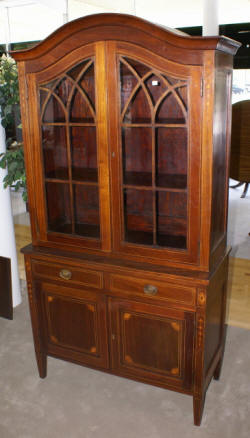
<box><xmin>12</xmin><ymin>14</ymin><xmax>240</xmax><ymax>425</ymax></box>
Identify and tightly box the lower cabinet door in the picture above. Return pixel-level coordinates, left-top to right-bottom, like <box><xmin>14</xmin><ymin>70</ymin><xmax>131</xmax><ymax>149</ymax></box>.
<box><xmin>38</xmin><ymin>281</ymin><xmax>109</xmax><ymax>369</ymax></box>
<box><xmin>109</xmin><ymin>297</ymin><xmax>194</xmax><ymax>391</ymax></box>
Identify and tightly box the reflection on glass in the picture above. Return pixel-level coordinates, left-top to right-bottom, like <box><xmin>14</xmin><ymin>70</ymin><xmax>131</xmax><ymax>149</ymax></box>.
<box><xmin>145</xmin><ymin>74</ymin><xmax>167</xmax><ymax>105</ymax></box>
<box><xmin>54</xmin><ymin>77</ymin><xmax>73</xmax><ymax>106</ymax></box>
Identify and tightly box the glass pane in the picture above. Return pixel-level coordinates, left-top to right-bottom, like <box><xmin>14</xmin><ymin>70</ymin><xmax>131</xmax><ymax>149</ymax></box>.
<box><xmin>70</xmin><ymin>89</ymin><xmax>94</xmax><ymax>123</ymax></box>
<box><xmin>54</xmin><ymin>77</ymin><xmax>73</xmax><ymax>106</ymax></box>
<box><xmin>79</xmin><ymin>63</ymin><xmax>95</xmax><ymax>110</ymax></box>
<box><xmin>120</xmin><ymin>62</ymin><xmax>138</xmax><ymax>112</ymax></box>
<box><xmin>177</xmin><ymin>85</ymin><xmax>188</xmax><ymax>108</ymax></box>
<box><xmin>71</xmin><ymin>127</ymin><xmax>98</xmax><ymax>182</ymax></box>
<box><xmin>124</xmin><ymin>87</ymin><xmax>152</xmax><ymax>124</ymax></box>
<box><xmin>157</xmin><ymin>191</ymin><xmax>187</xmax><ymax>249</ymax></box>
<box><xmin>124</xmin><ymin>189</ymin><xmax>153</xmax><ymax>245</ymax></box>
<box><xmin>46</xmin><ymin>182</ymin><xmax>72</xmax><ymax>233</ymax></box>
<box><xmin>156</xmin><ymin>128</ymin><xmax>187</xmax><ymax>189</ymax></box>
<box><xmin>165</xmin><ymin>76</ymin><xmax>179</xmax><ymax>86</ymax></box>
<box><xmin>43</xmin><ymin>95</ymin><xmax>65</xmax><ymax>123</ymax></box>
<box><xmin>122</xmin><ymin>127</ymin><xmax>152</xmax><ymax>186</ymax></box>
<box><xmin>40</xmin><ymin>89</ymin><xmax>48</xmax><ymax>110</ymax></box>
<box><xmin>69</xmin><ymin>60</ymin><xmax>95</xmax><ymax>123</ymax></box>
<box><xmin>42</xmin><ymin>126</ymin><xmax>68</xmax><ymax>179</ymax></box>
<box><xmin>73</xmin><ymin>185</ymin><xmax>100</xmax><ymax>238</ymax></box>
<box><xmin>156</xmin><ymin>92</ymin><xmax>185</xmax><ymax>124</ymax></box>
<box><xmin>145</xmin><ymin>74</ymin><xmax>167</xmax><ymax>106</ymax></box>
<box><xmin>123</xmin><ymin>57</ymin><xmax>151</xmax><ymax>78</ymax></box>
<box><xmin>68</xmin><ymin>60</ymin><xmax>90</xmax><ymax>80</ymax></box>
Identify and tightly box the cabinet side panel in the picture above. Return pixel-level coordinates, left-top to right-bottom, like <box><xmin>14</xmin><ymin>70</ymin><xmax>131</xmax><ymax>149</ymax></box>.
<box><xmin>204</xmin><ymin>256</ymin><xmax>228</xmax><ymax>375</ymax></box>
<box><xmin>210</xmin><ymin>53</ymin><xmax>233</xmax><ymax>255</ymax></box>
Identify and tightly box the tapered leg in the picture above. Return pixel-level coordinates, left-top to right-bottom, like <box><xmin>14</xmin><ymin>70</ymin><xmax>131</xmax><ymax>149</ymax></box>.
<box><xmin>25</xmin><ymin>256</ymin><xmax>47</xmax><ymax>379</ymax></box>
<box><xmin>35</xmin><ymin>350</ymin><xmax>47</xmax><ymax>378</ymax></box>
<box><xmin>193</xmin><ymin>393</ymin><xmax>206</xmax><ymax>426</ymax></box>
<box><xmin>241</xmin><ymin>183</ymin><xmax>249</xmax><ymax>198</ymax></box>
<box><xmin>213</xmin><ymin>357</ymin><xmax>223</xmax><ymax>381</ymax></box>
<box><xmin>230</xmin><ymin>181</ymin><xmax>244</xmax><ymax>189</ymax></box>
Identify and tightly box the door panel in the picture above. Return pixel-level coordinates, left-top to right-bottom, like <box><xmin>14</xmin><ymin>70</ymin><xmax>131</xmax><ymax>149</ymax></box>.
<box><xmin>109</xmin><ymin>297</ymin><xmax>194</xmax><ymax>390</ymax></box>
<box><xmin>28</xmin><ymin>43</ymin><xmax>111</xmax><ymax>251</ymax></box>
<box><xmin>108</xmin><ymin>42</ymin><xmax>202</xmax><ymax>264</ymax></box>
<box><xmin>38</xmin><ymin>282</ymin><xmax>109</xmax><ymax>369</ymax></box>
<box><xmin>40</xmin><ymin>58</ymin><xmax>100</xmax><ymax>239</ymax></box>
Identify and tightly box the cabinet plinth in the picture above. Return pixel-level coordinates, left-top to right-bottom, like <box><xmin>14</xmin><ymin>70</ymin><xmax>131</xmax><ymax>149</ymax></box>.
<box><xmin>14</xmin><ymin>13</ymin><xmax>240</xmax><ymax>426</ymax></box>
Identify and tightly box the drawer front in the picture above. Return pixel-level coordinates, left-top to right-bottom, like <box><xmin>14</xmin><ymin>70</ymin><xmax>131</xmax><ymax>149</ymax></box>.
<box><xmin>109</xmin><ymin>274</ymin><xmax>196</xmax><ymax>307</ymax></box>
<box><xmin>32</xmin><ymin>261</ymin><xmax>103</xmax><ymax>289</ymax></box>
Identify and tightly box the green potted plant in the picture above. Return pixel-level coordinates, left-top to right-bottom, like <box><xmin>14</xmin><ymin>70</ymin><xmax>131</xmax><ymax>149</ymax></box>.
<box><xmin>0</xmin><ymin>54</ymin><xmax>27</xmax><ymax>202</ymax></box>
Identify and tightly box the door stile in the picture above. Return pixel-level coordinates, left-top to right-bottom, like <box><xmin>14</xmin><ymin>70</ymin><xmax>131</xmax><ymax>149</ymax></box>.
<box><xmin>95</xmin><ymin>42</ymin><xmax>112</xmax><ymax>251</ymax></box>
<box><xmin>27</xmin><ymin>73</ymin><xmax>48</xmax><ymax>242</ymax></box>
<box><xmin>105</xmin><ymin>41</ymin><xmax>123</xmax><ymax>252</ymax></box>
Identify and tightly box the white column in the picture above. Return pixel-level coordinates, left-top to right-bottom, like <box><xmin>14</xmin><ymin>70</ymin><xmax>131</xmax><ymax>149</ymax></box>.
<box><xmin>0</xmin><ymin>115</ymin><xmax>22</xmax><ymax>308</ymax></box>
<box><xmin>202</xmin><ymin>0</ymin><xmax>219</xmax><ymax>36</ymax></box>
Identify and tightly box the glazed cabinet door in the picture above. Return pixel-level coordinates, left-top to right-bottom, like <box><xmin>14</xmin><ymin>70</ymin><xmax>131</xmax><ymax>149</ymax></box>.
<box><xmin>25</xmin><ymin>43</ymin><xmax>111</xmax><ymax>252</ymax></box>
<box><xmin>109</xmin><ymin>297</ymin><xmax>194</xmax><ymax>391</ymax></box>
<box><xmin>37</xmin><ymin>281</ymin><xmax>109</xmax><ymax>369</ymax></box>
<box><xmin>108</xmin><ymin>42</ymin><xmax>202</xmax><ymax>265</ymax></box>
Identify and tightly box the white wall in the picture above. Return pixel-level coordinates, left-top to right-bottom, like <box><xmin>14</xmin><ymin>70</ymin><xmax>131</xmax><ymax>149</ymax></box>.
<box><xmin>0</xmin><ymin>0</ymin><xmax>250</xmax><ymax>45</ymax></box>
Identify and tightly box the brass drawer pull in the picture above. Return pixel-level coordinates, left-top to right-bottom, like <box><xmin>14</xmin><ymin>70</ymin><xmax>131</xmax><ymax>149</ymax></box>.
<box><xmin>59</xmin><ymin>269</ymin><xmax>72</xmax><ymax>280</ymax></box>
<box><xmin>144</xmin><ymin>284</ymin><xmax>158</xmax><ymax>295</ymax></box>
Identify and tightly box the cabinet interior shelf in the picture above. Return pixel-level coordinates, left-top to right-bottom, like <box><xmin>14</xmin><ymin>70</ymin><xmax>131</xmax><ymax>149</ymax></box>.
<box><xmin>122</xmin><ymin>123</ymin><xmax>187</xmax><ymax>128</ymax></box>
<box><xmin>45</xmin><ymin>178</ymin><xmax>99</xmax><ymax>186</ymax></box>
<box><xmin>42</xmin><ymin>123</ymin><xmax>96</xmax><ymax>127</ymax></box>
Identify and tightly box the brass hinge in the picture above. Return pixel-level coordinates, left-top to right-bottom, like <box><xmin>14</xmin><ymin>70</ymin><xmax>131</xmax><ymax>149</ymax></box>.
<box><xmin>25</xmin><ymin>78</ymin><xmax>29</xmax><ymax>100</ymax></box>
<box><xmin>200</xmin><ymin>78</ymin><xmax>204</xmax><ymax>97</ymax></box>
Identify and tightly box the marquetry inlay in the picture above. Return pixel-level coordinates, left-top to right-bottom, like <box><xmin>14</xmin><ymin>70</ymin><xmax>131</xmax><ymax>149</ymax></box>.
<box><xmin>171</xmin><ymin>322</ymin><xmax>180</xmax><ymax>332</ymax></box>
<box><xmin>197</xmin><ymin>317</ymin><xmax>204</xmax><ymax>348</ymax></box>
<box><xmin>124</xmin><ymin>355</ymin><xmax>133</xmax><ymax>363</ymax></box>
<box><xmin>197</xmin><ymin>290</ymin><xmax>206</xmax><ymax>307</ymax></box>
<box><xmin>87</xmin><ymin>304</ymin><xmax>95</xmax><ymax>313</ymax></box>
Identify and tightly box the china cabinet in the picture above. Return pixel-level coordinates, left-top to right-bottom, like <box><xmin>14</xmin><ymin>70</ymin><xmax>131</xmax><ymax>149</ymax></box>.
<box><xmin>12</xmin><ymin>14</ymin><xmax>240</xmax><ymax>425</ymax></box>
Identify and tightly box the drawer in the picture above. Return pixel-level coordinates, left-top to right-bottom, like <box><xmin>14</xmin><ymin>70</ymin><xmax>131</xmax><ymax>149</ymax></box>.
<box><xmin>109</xmin><ymin>274</ymin><xmax>196</xmax><ymax>307</ymax></box>
<box><xmin>32</xmin><ymin>261</ymin><xmax>103</xmax><ymax>289</ymax></box>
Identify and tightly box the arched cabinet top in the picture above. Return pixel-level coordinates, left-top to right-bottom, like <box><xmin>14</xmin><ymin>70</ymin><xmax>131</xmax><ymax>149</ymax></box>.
<box><xmin>11</xmin><ymin>13</ymin><xmax>240</xmax><ymax>71</ymax></box>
